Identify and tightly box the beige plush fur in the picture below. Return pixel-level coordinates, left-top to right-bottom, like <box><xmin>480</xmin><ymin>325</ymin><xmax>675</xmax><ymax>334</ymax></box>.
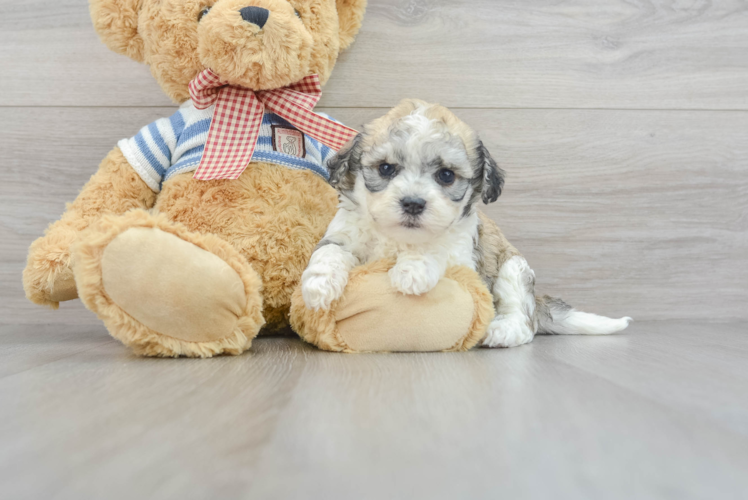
<box><xmin>152</xmin><ymin>164</ymin><xmax>339</xmax><ymax>330</ymax></box>
<box><xmin>23</xmin><ymin>0</ymin><xmax>366</xmax><ymax>357</ymax></box>
<box><xmin>290</xmin><ymin>260</ymin><xmax>495</xmax><ymax>353</ymax></box>
<box><xmin>89</xmin><ymin>0</ymin><xmax>360</xmax><ymax>102</ymax></box>
<box><xmin>73</xmin><ymin>210</ymin><xmax>265</xmax><ymax>357</ymax></box>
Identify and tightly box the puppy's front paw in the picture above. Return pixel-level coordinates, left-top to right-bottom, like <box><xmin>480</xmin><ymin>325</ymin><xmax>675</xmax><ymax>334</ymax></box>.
<box><xmin>389</xmin><ymin>258</ymin><xmax>441</xmax><ymax>296</ymax></box>
<box><xmin>483</xmin><ymin>314</ymin><xmax>535</xmax><ymax>348</ymax></box>
<box><xmin>302</xmin><ymin>265</ymin><xmax>349</xmax><ymax>311</ymax></box>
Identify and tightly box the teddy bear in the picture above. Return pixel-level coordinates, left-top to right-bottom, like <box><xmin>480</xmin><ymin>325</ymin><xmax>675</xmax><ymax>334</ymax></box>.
<box><xmin>23</xmin><ymin>0</ymin><xmax>495</xmax><ymax>357</ymax></box>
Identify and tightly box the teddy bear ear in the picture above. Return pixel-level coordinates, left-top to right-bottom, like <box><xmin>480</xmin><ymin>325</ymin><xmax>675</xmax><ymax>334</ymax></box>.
<box><xmin>336</xmin><ymin>0</ymin><xmax>367</xmax><ymax>51</ymax></box>
<box><xmin>89</xmin><ymin>0</ymin><xmax>145</xmax><ymax>63</ymax></box>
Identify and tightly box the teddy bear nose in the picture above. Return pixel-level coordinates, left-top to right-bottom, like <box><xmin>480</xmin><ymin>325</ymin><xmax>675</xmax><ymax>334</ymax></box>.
<box><xmin>239</xmin><ymin>6</ymin><xmax>269</xmax><ymax>28</ymax></box>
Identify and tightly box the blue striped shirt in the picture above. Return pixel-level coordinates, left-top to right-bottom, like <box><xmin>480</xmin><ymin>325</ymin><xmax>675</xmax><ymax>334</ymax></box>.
<box><xmin>118</xmin><ymin>100</ymin><xmax>338</xmax><ymax>192</ymax></box>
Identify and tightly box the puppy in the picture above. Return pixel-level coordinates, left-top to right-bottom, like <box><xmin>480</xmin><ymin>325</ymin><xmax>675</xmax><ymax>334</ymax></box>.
<box><xmin>302</xmin><ymin>99</ymin><xmax>631</xmax><ymax>347</ymax></box>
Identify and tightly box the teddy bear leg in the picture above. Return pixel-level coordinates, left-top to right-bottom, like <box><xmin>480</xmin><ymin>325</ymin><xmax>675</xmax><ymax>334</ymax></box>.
<box><xmin>71</xmin><ymin>210</ymin><xmax>265</xmax><ymax>357</ymax></box>
<box><xmin>23</xmin><ymin>147</ymin><xmax>157</xmax><ymax>308</ymax></box>
<box><xmin>152</xmin><ymin>165</ymin><xmax>341</xmax><ymax>333</ymax></box>
<box><xmin>290</xmin><ymin>261</ymin><xmax>496</xmax><ymax>353</ymax></box>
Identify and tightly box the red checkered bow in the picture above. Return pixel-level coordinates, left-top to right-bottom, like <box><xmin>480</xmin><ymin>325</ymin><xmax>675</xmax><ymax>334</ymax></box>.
<box><xmin>188</xmin><ymin>68</ymin><xmax>359</xmax><ymax>181</ymax></box>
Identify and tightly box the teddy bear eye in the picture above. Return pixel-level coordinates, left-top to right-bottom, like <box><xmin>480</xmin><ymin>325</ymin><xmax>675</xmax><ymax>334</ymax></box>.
<box><xmin>294</xmin><ymin>8</ymin><xmax>301</xmax><ymax>18</ymax></box>
<box><xmin>198</xmin><ymin>7</ymin><xmax>211</xmax><ymax>21</ymax></box>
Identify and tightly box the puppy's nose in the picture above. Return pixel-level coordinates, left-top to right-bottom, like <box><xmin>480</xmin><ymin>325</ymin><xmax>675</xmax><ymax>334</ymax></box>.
<box><xmin>239</xmin><ymin>6</ymin><xmax>269</xmax><ymax>28</ymax></box>
<box><xmin>401</xmin><ymin>197</ymin><xmax>427</xmax><ymax>216</ymax></box>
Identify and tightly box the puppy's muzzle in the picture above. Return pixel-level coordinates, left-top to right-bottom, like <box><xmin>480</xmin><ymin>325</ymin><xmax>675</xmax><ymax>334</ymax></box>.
<box><xmin>401</xmin><ymin>197</ymin><xmax>427</xmax><ymax>216</ymax></box>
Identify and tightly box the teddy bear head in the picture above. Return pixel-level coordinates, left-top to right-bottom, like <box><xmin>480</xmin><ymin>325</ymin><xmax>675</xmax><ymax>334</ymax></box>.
<box><xmin>90</xmin><ymin>0</ymin><xmax>366</xmax><ymax>102</ymax></box>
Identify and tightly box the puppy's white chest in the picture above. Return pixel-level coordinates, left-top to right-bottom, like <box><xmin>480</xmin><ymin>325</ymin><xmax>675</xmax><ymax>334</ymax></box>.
<box><xmin>359</xmin><ymin>235</ymin><xmax>400</xmax><ymax>262</ymax></box>
<box><xmin>357</xmin><ymin>222</ymin><xmax>478</xmax><ymax>271</ymax></box>
<box><xmin>445</xmin><ymin>240</ymin><xmax>477</xmax><ymax>270</ymax></box>
<box><xmin>443</xmin><ymin>229</ymin><xmax>478</xmax><ymax>270</ymax></box>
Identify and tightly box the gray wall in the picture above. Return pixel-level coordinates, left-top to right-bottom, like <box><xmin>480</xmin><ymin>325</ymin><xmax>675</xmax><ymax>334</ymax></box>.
<box><xmin>2</xmin><ymin>0</ymin><xmax>747</xmax><ymax>324</ymax></box>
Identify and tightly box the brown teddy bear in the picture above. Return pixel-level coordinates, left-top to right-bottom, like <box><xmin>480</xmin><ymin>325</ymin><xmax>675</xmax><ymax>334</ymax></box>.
<box><xmin>23</xmin><ymin>0</ymin><xmax>494</xmax><ymax>357</ymax></box>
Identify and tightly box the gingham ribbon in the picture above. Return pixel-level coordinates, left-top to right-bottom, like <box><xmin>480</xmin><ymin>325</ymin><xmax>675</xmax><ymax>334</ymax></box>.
<box><xmin>188</xmin><ymin>69</ymin><xmax>358</xmax><ymax>180</ymax></box>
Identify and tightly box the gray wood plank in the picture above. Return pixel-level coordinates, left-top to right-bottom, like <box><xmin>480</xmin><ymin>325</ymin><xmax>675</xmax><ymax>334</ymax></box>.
<box><xmin>0</xmin><ymin>331</ymin><xmax>308</xmax><ymax>500</ymax></box>
<box><xmin>2</xmin><ymin>0</ymin><xmax>748</xmax><ymax>109</ymax></box>
<box><xmin>0</xmin><ymin>324</ymin><xmax>112</xmax><ymax>378</ymax></box>
<box><xmin>2</xmin><ymin>107</ymin><xmax>746</xmax><ymax>323</ymax></box>
<box><xmin>246</xmin><ymin>322</ymin><xmax>748</xmax><ymax>500</ymax></box>
<box><xmin>0</xmin><ymin>321</ymin><xmax>747</xmax><ymax>500</ymax></box>
<box><xmin>537</xmin><ymin>321</ymin><xmax>748</xmax><ymax>437</ymax></box>
<box><xmin>475</xmin><ymin>108</ymin><xmax>748</xmax><ymax>322</ymax></box>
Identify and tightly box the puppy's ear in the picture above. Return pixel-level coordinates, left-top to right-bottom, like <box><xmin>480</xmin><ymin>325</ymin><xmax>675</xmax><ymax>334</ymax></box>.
<box><xmin>328</xmin><ymin>134</ymin><xmax>363</xmax><ymax>191</ymax></box>
<box><xmin>477</xmin><ymin>141</ymin><xmax>505</xmax><ymax>204</ymax></box>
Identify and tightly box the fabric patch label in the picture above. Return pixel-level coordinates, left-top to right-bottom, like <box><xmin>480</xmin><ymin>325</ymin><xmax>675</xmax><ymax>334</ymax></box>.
<box><xmin>272</xmin><ymin>126</ymin><xmax>306</xmax><ymax>158</ymax></box>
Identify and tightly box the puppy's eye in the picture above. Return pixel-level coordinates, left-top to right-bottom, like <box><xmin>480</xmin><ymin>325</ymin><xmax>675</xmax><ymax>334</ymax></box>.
<box><xmin>294</xmin><ymin>8</ymin><xmax>301</xmax><ymax>18</ymax></box>
<box><xmin>378</xmin><ymin>163</ymin><xmax>396</xmax><ymax>178</ymax></box>
<box><xmin>437</xmin><ymin>168</ymin><xmax>456</xmax><ymax>185</ymax></box>
<box><xmin>198</xmin><ymin>7</ymin><xmax>211</xmax><ymax>21</ymax></box>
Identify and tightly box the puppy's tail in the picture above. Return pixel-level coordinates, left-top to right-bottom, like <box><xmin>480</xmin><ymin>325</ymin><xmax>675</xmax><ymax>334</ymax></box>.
<box><xmin>535</xmin><ymin>295</ymin><xmax>632</xmax><ymax>335</ymax></box>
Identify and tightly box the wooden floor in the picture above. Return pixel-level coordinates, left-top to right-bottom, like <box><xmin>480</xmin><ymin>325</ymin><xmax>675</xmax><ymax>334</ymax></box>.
<box><xmin>2</xmin><ymin>0</ymin><xmax>748</xmax><ymax>498</ymax></box>
<box><xmin>1</xmin><ymin>321</ymin><xmax>747</xmax><ymax>499</ymax></box>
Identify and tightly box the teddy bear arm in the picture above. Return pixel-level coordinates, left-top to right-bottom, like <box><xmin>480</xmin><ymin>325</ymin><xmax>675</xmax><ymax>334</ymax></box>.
<box><xmin>23</xmin><ymin>147</ymin><xmax>157</xmax><ymax>307</ymax></box>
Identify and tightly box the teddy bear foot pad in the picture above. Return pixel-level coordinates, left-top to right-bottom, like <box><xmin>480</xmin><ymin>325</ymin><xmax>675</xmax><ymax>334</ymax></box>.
<box><xmin>72</xmin><ymin>210</ymin><xmax>265</xmax><ymax>357</ymax></box>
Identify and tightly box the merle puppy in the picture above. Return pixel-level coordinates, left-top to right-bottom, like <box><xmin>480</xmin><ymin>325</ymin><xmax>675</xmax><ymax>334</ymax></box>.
<box><xmin>301</xmin><ymin>99</ymin><xmax>630</xmax><ymax>347</ymax></box>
